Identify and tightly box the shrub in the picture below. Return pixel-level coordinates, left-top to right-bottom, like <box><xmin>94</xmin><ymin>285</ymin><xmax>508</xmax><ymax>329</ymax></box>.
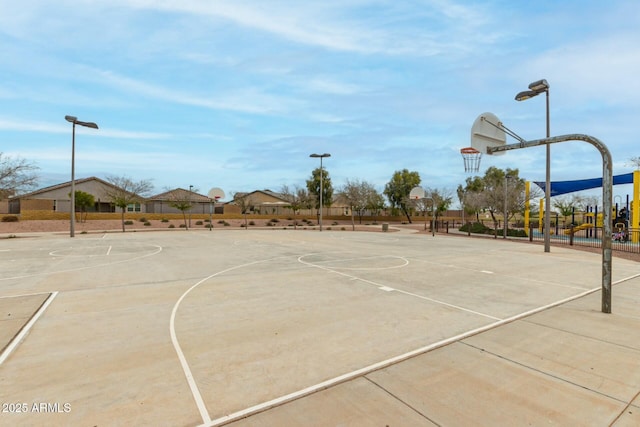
<box><xmin>124</xmin><ymin>220</ymin><xmax>134</xmax><ymax>225</ymax></box>
<box><xmin>144</xmin><ymin>221</ymin><xmax>151</xmax><ymax>226</ymax></box>
<box><xmin>1</xmin><ymin>215</ymin><xmax>19</xmax><ymax>222</ymax></box>
<box><xmin>332</xmin><ymin>221</ymin><xmax>338</xmax><ymax>225</ymax></box>
<box><xmin>168</xmin><ymin>224</ymin><xmax>175</xmax><ymax>228</ymax></box>
<box><xmin>196</xmin><ymin>220</ymin><xmax>203</xmax><ymax>225</ymax></box>
<box><xmin>249</xmin><ymin>221</ymin><xmax>255</xmax><ymax>226</ymax></box>
<box><xmin>240</xmin><ymin>223</ymin><xmax>247</xmax><ymax>227</ymax></box>
<box><xmin>139</xmin><ymin>217</ymin><xmax>147</xmax><ymax>222</ymax></box>
<box><xmin>218</xmin><ymin>220</ymin><xmax>226</xmax><ymax>224</ymax></box>
<box><xmin>341</xmin><ymin>227</ymin><xmax>346</xmax><ymax>231</ymax></box>
<box><xmin>459</xmin><ymin>222</ymin><xmax>491</xmax><ymax>234</ymax></box>
<box><xmin>161</xmin><ymin>218</ymin><xmax>169</xmax><ymax>223</ymax></box>
<box><xmin>270</xmin><ymin>218</ymin><xmax>279</xmax><ymax>223</ymax></box>
<box><xmin>223</xmin><ymin>221</ymin><xmax>230</xmax><ymax>226</ymax></box>
<box><xmin>179</xmin><ymin>224</ymin><xmax>186</xmax><ymax>228</ymax></box>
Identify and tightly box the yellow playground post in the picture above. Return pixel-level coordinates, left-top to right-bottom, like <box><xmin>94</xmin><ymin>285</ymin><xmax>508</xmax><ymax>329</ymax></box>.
<box><xmin>633</xmin><ymin>170</ymin><xmax>639</xmax><ymax>243</ymax></box>
<box><xmin>524</xmin><ymin>181</ymin><xmax>530</xmax><ymax>236</ymax></box>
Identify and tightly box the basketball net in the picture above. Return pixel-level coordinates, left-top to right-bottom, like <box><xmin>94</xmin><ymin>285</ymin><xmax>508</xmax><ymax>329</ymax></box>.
<box><xmin>460</xmin><ymin>147</ymin><xmax>481</xmax><ymax>173</ymax></box>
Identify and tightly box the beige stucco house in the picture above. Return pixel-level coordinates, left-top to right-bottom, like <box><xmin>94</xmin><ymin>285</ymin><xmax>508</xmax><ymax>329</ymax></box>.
<box><xmin>226</xmin><ymin>189</ymin><xmax>351</xmax><ymax>217</ymax></box>
<box><xmin>8</xmin><ymin>177</ymin><xmax>145</xmax><ymax>214</ymax></box>
<box><xmin>146</xmin><ymin>188</ymin><xmax>222</xmax><ymax>215</ymax></box>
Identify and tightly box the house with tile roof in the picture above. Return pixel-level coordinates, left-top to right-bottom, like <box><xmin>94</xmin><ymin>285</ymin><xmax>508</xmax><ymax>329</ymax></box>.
<box><xmin>7</xmin><ymin>176</ymin><xmax>144</xmax><ymax>214</ymax></box>
<box><xmin>145</xmin><ymin>188</ymin><xmax>220</xmax><ymax>215</ymax></box>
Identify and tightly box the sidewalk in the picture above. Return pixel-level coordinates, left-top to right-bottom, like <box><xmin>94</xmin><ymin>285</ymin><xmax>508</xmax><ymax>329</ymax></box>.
<box><xmin>226</xmin><ymin>275</ymin><xmax>640</xmax><ymax>426</ymax></box>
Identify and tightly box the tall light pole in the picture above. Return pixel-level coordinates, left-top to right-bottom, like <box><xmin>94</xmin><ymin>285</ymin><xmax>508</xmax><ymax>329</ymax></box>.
<box><xmin>309</xmin><ymin>153</ymin><xmax>331</xmax><ymax>231</ymax></box>
<box><xmin>189</xmin><ymin>185</ymin><xmax>193</xmax><ymax>228</ymax></box>
<box><xmin>65</xmin><ymin>115</ymin><xmax>98</xmax><ymax>238</ymax></box>
<box><xmin>515</xmin><ymin>79</ymin><xmax>550</xmax><ymax>252</ymax></box>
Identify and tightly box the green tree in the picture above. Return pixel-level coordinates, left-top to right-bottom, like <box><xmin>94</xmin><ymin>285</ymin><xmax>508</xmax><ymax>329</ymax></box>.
<box><xmin>73</xmin><ymin>190</ymin><xmax>95</xmax><ymax>223</ymax></box>
<box><xmin>383</xmin><ymin>169</ymin><xmax>421</xmax><ymax>223</ymax></box>
<box><xmin>306</xmin><ymin>167</ymin><xmax>333</xmax><ymax>218</ymax></box>
<box><xmin>104</xmin><ymin>176</ymin><xmax>154</xmax><ymax>232</ymax></box>
<box><xmin>458</xmin><ymin>167</ymin><xmax>528</xmax><ymax>235</ymax></box>
<box><xmin>480</xmin><ymin>167</ymin><xmax>526</xmax><ymax>236</ymax></box>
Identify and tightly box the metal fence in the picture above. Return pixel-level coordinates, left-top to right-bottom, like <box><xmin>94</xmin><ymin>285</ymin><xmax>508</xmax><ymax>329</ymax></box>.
<box><xmin>528</xmin><ymin>225</ymin><xmax>640</xmax><ymax>254</ymax></box>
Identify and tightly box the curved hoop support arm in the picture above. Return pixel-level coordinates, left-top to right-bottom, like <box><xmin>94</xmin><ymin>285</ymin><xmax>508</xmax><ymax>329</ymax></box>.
<box><xmin>490</xmin><ymin>134</ymin><xmax>613</xmax><ymax>313</ymax></box>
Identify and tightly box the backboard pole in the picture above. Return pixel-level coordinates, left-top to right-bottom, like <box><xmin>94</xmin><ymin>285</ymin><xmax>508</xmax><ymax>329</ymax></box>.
<box><xmin>489</xmin><ymin>133</ymin><xmax>612</xmax><ymax>313</ymax></box>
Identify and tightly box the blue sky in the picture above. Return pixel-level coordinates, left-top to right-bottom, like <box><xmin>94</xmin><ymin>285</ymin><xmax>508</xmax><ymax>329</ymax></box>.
<box><xmin>1</xmin><ymin>0</ymin><xmax>639</xmax><ymax>203</ymax></box>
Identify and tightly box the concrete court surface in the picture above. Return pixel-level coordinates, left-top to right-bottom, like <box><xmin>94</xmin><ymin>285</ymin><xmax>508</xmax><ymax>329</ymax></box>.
<box><xmin>0</xmin><ymin>228</ymin><xmax>638</xmax><ymax>426</ymax></box>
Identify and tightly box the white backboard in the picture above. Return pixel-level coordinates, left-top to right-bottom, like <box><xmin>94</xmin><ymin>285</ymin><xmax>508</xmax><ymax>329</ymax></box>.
<box><xmin>409</xmin><ymin>186</ymin><xmax>425</xmax><ymax>200</ymax></box>
<box><xmin>470</xmin><ymin>112</ymin><xmax>506</xmax><ymax>156</ymax></box>
<box><xmin>207</xmin><ymin>187</ymin><xmax>225</xmax><ymax>200</ymax></box>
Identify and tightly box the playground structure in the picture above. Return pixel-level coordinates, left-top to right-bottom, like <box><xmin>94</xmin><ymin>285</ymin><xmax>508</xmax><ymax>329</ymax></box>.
<box><xmin>522</xmin><ymin>170</ymin><xmax>640</xmax><ymax>245</ymax></box>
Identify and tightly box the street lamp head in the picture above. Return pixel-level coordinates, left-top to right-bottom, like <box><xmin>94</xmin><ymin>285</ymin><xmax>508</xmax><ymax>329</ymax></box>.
<box><xmin>65</xmin><ymin>115</ymin><xmax>99</xmax><ymax>129</ymax></box>
<box><xmin>310</xmin><ymin>153</ymin><xmax>331</xmax><ymax>158</ymax></box>
<box><xmin>81</xmin><ymin>121</ymin><xmax>99</xmax><ymax>129</ymax></box>
<box><xmin>515</xmin><ymin>90</ymin><xmax>539</xmax><ymax>101</ymax></box>
<box><xmin>528</xmin><ymin>79</ymin><xmax>549</xmax><ymax>92</ymax></box>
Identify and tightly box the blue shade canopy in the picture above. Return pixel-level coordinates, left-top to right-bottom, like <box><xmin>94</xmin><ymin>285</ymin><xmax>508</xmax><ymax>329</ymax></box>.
<box><xmin>533</xmin><ymin>173</ymin><xmax>634</xmax><ymax>196</ymax></box>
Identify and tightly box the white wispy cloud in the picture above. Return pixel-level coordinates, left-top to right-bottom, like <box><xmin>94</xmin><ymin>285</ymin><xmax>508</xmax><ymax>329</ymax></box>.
<box><xmin>118</xmin><ymin>0</ymin><xmax>496</xmax><ymax>56</ymax></box>
<box><xmin>86</xmin><ymin>67</ymin><xmax>302</xmax><ymax>115</ymax></box>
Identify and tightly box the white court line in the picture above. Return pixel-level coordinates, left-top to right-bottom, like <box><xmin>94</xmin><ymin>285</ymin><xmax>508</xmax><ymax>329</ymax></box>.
<box><xmin>391</xmin><ymin>288</ymin><xmax>502</xmax><ymax>321</ymax></box>
<box><xmin>170</xmin><ymin>256</ymin><xmax>290</xmax><ymax>425</ymax></box>
<box><xmin>298</xmin><ymin>254</ymin><xmax>499</xmax><ymax>320</ymax></box>
<box><xmin>0</xmin><ymin>245</ymin><xmax>162</xmax><ymax>281</ymax></box>
<box><xmin>106</xmin><ymin>246</ymin><xmax>112</xmax><ymax>256</ymax></box>
<box><xmin>203</xmin><ymin>278</ymin><xmax>622</xmax><ymax>427</ymax></box>
<box><xmin>0</xmin><ymin>292</ymin><xmax>58</xmax><ymax>366</ymax></box>
<box><xmin>303</xmin><ymin>254</ymin><xmax>409</xmax><ymax>271</ymax></box>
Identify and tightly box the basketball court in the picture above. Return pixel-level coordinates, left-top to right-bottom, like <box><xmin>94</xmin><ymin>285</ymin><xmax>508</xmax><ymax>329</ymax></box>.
<box><xmin>1</xmin><ymin>228</ymin><xmax>639</xmax><ymax>425</ymax></box>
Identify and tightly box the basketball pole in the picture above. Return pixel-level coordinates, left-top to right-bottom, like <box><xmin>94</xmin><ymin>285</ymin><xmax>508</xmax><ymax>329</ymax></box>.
<box><xmin>488</xmin><ymin>133</ymin><xmax>612</xmax><ymax>313</ymax></box>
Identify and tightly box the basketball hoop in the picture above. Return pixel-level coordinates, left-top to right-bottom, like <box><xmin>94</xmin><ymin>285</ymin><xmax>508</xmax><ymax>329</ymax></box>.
<box><xmin>460</xmin><ymin>147</ymin><xmax>481</xmax><ymax>173</ymax></box>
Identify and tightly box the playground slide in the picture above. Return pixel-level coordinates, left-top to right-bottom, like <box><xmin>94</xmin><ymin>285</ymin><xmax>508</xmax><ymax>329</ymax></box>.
<box><xmin>563</xmin><ymin>223</ymin><xmax>594</xmax><ymax>235</ymax></box>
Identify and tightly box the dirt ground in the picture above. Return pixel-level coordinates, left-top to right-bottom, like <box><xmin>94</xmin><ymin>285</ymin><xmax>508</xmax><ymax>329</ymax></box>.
<box><xmin>2</xmin><ymin>219</ymin><xmax>637</xmax><ymax>263</ymax></box>
<box><xmin>0</xmin><ymin>218</ymin><xmax>392</xmax><ymax>235</ymax></box>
